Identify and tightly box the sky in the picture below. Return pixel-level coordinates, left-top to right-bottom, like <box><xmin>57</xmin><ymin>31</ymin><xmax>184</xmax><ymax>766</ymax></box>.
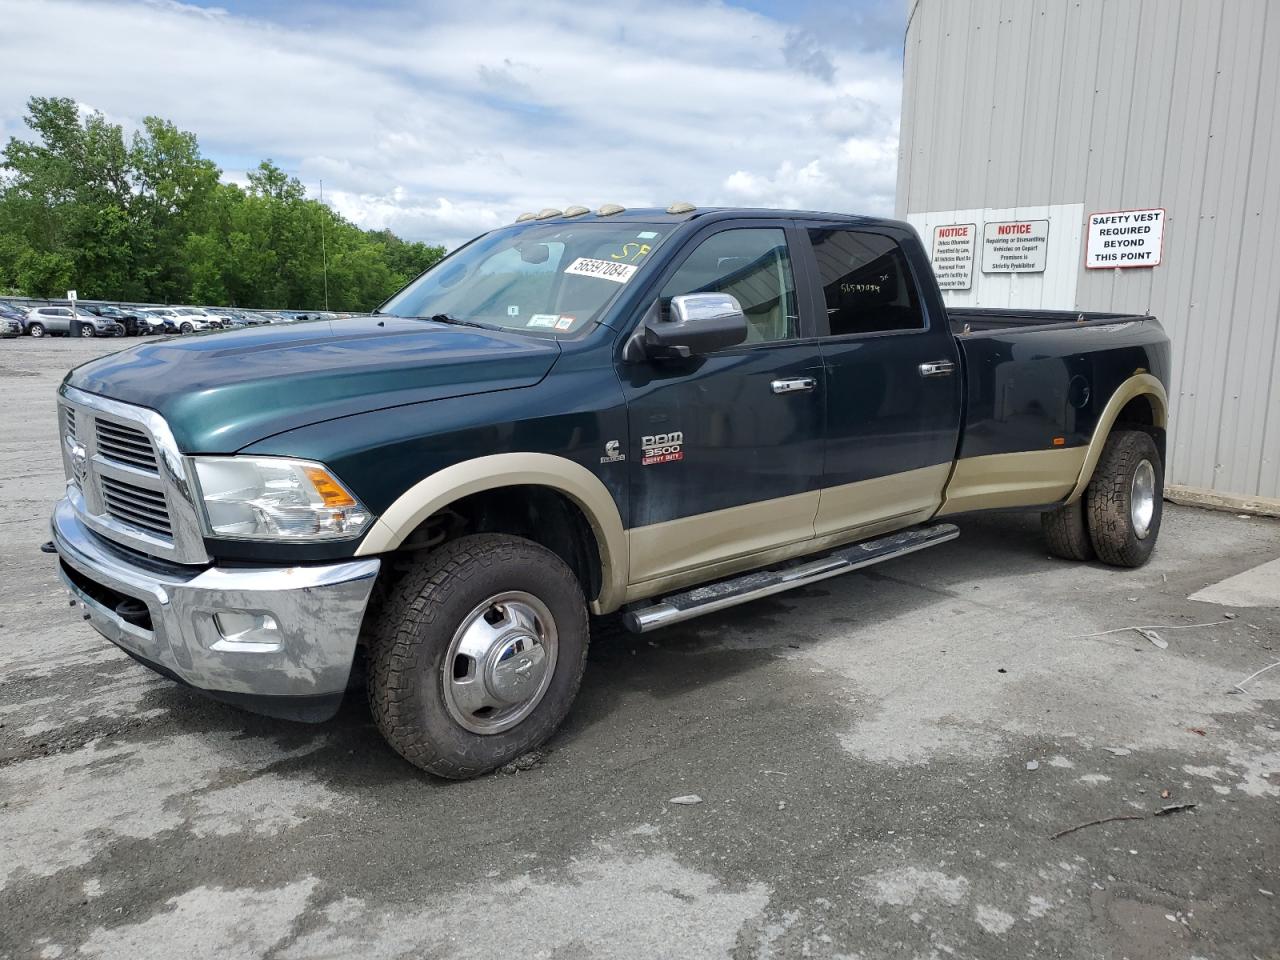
<box><xmin>1</xmin><ymin>0</ymin><xmax>907</xmax><ymax>248</ymax></box>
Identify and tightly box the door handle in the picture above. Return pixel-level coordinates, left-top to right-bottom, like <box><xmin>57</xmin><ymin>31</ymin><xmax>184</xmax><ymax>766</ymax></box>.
<box><xmin>771</xmin><ymin>377</ymin><xmax>817</xmax><ymax>395</ymax></box>
<box><xmin>918</xmin><ymin>360</ymin><xmax>956</xmax><ymax>378</ymax></box>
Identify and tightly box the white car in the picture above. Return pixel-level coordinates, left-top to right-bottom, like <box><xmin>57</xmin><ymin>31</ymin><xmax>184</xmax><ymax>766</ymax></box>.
<box><xmin>169</xmin><ymin>307</ymin><xmax>218</xmax><ymax>333</ymax></box>
<box><xmin>140</xmin><ymin>308</ymin><xmax>180</xmax><ymax>334</ymax></box>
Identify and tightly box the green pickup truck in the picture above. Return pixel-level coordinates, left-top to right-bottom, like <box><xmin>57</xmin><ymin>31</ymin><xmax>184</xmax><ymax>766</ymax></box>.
<box><xmin>50</xmin><ymin>205</ymin><xmax>1171</xmax><ymax>778</ymax></box>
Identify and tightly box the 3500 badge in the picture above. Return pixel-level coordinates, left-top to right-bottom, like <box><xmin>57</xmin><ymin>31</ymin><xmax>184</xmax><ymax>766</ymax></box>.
<box><xmin>641</xmin><ymin>432</ymin><xmax>683</xmax><ymax>465</ymax></box>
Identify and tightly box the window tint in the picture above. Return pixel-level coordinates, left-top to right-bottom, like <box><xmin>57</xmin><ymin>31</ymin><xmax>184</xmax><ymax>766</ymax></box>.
<box><xmin>660</xmin><ymin>228</ymin><xmax>798</xmax><ymax>343</ymax></box>
<box><xmin>808</xmin><ymin>229</ymin><xmax>924</xmax><ymax>336</ymax></box>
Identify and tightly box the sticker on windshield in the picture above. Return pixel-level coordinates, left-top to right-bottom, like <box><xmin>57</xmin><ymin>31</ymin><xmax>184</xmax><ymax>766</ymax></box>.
<box><xmin>554</xmin><ymin>316</ymin><xmax>575</xmax><ymax>330</ymax></box>
<box><xmin>527</xmin><ymin>314</ymin><xmax>560</xmax><ymax>328</ymax></box>
<box><xmin>564</xmin><ymin>257</ymin><xmax>638</xmax><ymax>283</ymax></box>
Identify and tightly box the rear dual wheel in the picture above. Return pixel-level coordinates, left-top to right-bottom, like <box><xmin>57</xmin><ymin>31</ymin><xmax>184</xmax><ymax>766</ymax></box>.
<box><xmin>367</xmin><ymin>534</ymin><xmax>589</xmax><ymax>779</ymax></box>
<box><xmin>1042</xmin><ymin>429</ymin><xmax>1162</xmax><ymax>567</ymax></box>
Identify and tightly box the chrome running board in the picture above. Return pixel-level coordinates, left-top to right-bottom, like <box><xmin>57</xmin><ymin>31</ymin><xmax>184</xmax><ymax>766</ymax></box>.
<box><xmin>621</xmin><ymin>523</ymin><xmax>959</xmax><ymax>633</ymax></box>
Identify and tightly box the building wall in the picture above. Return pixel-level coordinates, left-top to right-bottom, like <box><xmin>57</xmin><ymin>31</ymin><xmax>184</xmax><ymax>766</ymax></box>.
<box><xmin>897</xmin><ymin>0</ymin><xmax>1280</xmax><ymax>502</ymax></box>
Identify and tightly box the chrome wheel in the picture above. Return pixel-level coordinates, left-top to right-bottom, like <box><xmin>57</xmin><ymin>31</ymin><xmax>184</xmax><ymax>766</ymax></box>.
<box><xmin>1131</xmin><ymin>458</ymin><xmax>1156</xmax><ymax>539</ymax></box>
<box><xmin>442</xmin><ymin>591</ymin><xmax>558</xmax><ymax>735</ymax></box>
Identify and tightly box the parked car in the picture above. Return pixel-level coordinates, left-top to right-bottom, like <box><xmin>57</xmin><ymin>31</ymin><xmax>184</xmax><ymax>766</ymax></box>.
<box><xmin>0</xmin><ymin>301</ymin><xmax>30</xmax><ymax>332</ymax></box>
<box><xmin>25</xmin><ymin>306</ymin><xmax>123</xmax><ymax>338</ymax></box>
<box><xmin>48</xmin><ymin>205</ymin><xmax>1170</xmax><ymax>780</ymax></box>
<box><xmin>170</xmin><ymin>307</ymin><xmax>217</xmax><ymax>333</ymax></box>
<box><xmin>0</xmin><ymin>316</ymin><xmax>21</xmax><ymax>338</ymax></box>
<box><xmin>83</xmin><ymin>304</ymin><xmax>144</xmax><ymax>336</ymax></box>
<box><xmin>139</xmin><ymin>308</ymin><xmax>179</xmax><ymax>334</ymax></box>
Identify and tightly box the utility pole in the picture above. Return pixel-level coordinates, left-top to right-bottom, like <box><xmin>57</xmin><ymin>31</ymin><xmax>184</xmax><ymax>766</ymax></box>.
<box><xmin>319</xmin><ymin>179</ymin><xmax>330</xmax><ymax>311</ymax></box>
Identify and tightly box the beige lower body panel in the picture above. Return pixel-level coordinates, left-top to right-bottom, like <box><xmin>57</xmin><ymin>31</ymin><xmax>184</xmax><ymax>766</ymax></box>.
<box><xmin>937</xmin><ymin>447</ymin><xmax>1086</xmax><ymax>515</ymax></box>
<box><xmin>624</xmin><ymin>464</ymin><xmax>951</xmax><ymax>606</ymax></box>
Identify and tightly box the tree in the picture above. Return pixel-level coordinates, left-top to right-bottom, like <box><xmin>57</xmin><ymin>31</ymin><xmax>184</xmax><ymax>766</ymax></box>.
<box><xmin>0</xmin><ymin>96</ymin><xmax>445</xmax><ymax>306</ymax></box>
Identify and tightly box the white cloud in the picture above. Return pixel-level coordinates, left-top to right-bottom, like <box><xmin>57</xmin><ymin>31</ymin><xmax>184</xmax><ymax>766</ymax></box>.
<box><xmin>0</xmin><ymin>0</ymin><xmax>903</xmax><ymax>246</ymax></box>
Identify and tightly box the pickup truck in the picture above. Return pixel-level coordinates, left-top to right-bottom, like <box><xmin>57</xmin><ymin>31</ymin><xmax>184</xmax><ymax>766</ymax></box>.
<box><xmin>49</xmin><ymin>206</ymin><xmax>1171</xmax><ymax>779</ymax></box>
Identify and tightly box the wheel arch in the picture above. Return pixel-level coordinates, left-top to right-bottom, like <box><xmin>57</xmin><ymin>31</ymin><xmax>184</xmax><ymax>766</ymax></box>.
<box><xmin>1065</xmin><ymin>373</ymin><xmax>1168</xmax><ymax>504</ymax></box>
<box><xmin>355</xmin><ymin>453</ymin><xmax>629</xmax><ymax>613</ymax></box>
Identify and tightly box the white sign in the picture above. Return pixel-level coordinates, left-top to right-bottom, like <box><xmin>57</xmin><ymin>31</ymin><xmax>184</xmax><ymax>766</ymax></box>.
<box><xmin>931</xmin><ymin>223</ymin><xmax>976</xmax><ymax>290</ymax></box>
<box><xmin>982</xmin><ymin>220</ymin><xmax>1049</xmax><ymax>273</ymax></box>
<box><xmin>1085</xmin><ymin>208</ymin><xmax>1165</xmax><ymax>269</ymax></box>
<box><xmin>563</xmin><ymin>257</ymin><xmax>637</xmax><ymax>284</ymax></box>
<box><xmin>66</xmin><ymin>289</ymin><xmax>77</xmax><ymax>301</ymax></box>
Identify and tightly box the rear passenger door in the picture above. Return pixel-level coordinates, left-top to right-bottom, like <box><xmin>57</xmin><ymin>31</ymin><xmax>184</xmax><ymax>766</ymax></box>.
<box><xmin>796</xmin><ymin>224</ymin><xmax>962</xmax><ymax>537</ymax></box>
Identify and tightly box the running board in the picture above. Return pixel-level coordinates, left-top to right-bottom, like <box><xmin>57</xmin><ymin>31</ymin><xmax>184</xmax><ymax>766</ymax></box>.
<box><xmin>621</xmin><ymin>523</ymin><xmax>959</xmax><ymax>634</ymax></box>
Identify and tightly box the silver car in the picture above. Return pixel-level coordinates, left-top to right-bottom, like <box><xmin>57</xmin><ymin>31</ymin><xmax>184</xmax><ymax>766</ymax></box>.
<box><xmin>25</xmin><ymin>307</ymin><xmax>124</xmax><ymax>338</ymax></box>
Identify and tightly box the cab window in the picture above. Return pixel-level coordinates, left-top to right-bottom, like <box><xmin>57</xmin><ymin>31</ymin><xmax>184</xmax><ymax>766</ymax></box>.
<box><xmin>807</xmin><ymin>229</ymin><xmax>924</xmax><ymax>336</ymax></box>
<box><xmin>660</xmin><ymin>228</ymin><xmax>798</xmax><ymax>344</ymax></box>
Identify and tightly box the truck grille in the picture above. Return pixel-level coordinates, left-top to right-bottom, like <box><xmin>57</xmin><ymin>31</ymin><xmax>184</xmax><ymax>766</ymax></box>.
<box><xmin>95</xmin><ymin>419</ymin><xmax>159</xmax><ymax>472</ymax></box>
<box><xmin>100</xmin><ymin>475</ymin><xmax>173</xmax><ymax>538</ymax></box>
<box><xmin>58</xmin><ymin>387</ymin><xmax>210</xmax><ymax>564</ymax></box>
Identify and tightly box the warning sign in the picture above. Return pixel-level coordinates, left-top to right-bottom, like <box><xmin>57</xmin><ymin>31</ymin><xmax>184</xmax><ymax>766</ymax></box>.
<box><xmin>982</xmin><ymin>220</ymin><xmax>1049</xmax><ymax>273</ymax></box>
<box><xmin>931</xmin><ymin>223</ymin><xmax>976</xmax><ymax>290</ymax></box>
<box><xmin>1085</xmin><ymin>208</ymin><xmax>1165</xmax><ymax>269</ymax></box>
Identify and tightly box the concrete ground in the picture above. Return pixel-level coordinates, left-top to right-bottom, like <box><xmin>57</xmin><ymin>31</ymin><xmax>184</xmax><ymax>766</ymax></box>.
<box><xmin>1</xmin><ymin>337</ymin><xmax>1277</xmax><ymax>960</ymax></box>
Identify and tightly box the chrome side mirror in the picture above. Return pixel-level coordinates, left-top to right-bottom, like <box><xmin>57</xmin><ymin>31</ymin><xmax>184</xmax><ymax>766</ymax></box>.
<box><xmin>627</xmin><ymin>293</ymin><xmax>749</xmax><ymax>361</ymax></box>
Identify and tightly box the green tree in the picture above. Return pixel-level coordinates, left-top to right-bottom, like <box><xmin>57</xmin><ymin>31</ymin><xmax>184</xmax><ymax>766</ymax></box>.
<box><xmin>0</xmin><ymin>96</ymin><xmax>445</xmax><ymax>307</ymax></box>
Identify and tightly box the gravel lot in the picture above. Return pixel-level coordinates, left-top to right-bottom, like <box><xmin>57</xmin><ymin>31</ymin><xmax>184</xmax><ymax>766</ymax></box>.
<box><xmin>2</xmin><ymin>337</ymin><xmax>1278</xmax><ymax>960</ymax></box>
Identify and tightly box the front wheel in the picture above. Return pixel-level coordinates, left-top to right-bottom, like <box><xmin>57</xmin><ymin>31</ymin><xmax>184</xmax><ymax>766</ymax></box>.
<box><xmin>28</xmin><ymin>323</ymin><xmax>45</xmax><ymax>338</ymax></box>
<box><xmin>82</xmin><ymin>325</ymin><xmax>95</xmax><ymax>338</ymax></box>
<box><xmin>367</xmin><ymin>534</ymin><xmax>589</xmax><ymax>779</ymax></box>
<box><xmin>180</xmin><ymin>322</ymin><xmax>193</xmax><ymax>334</ymax></box>
<box><xmin>1086</xmin><ymin>429</ymin><xmax>1163</xmax><ymax>567</ymax></box>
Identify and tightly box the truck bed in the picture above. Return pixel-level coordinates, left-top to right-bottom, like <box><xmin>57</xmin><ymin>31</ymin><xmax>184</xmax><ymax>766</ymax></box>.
<box><xmin>947</xmin><ymin>307</ymin><xmax>1151</xmax><ymax>336</ymax></box>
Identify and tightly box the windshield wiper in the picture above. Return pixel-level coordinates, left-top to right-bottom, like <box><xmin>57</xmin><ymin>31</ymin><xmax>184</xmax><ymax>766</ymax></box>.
<box><xmin>422</xmin><ymin>313</ymin><xmax>495</xmax><ymax>330</ymax></box>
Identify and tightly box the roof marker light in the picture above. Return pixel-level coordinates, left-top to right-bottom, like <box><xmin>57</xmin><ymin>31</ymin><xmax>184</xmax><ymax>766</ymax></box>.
<box><xmin>666</xmin><ymin>201</ymin><xmax>697</xmax><ymax>214</ymax></box>
<box><xmin>563</xmin><ymin>205</ymin><xmax>590</xmax><ymax>217</ymax></box>
<box><xmin>514</xmin><ymin>212</ymin><xmax>536</xmax><ymax>222</ymax></box>
<box><xmin>597</xmin><ymin>203</ymin><xmax>626</xmax><ymax>216</ymax></box>
<box><xmin>535</xmin><ymin>208</ymin><xmax>563</xmax><ymax>220</ymax></box>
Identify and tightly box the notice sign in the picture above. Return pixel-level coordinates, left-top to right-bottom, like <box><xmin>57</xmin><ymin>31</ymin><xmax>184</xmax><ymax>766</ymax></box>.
<box><xmin>1085</xmin><ymin>208</ymin><xmax>1165</xmax><ymax>268</ymax></box>
<box><xmin>931</xmin><ymin>223</ymin><xmax>976</xmax><ymax>290</ymax></box>
<box><xmin>981</xmin><ymin>220</ymin><xmax>1049</xmax><ymax>273</ymax></box>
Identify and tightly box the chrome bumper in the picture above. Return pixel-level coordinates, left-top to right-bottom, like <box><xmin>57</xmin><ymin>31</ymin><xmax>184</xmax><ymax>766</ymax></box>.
<box><xmin>51</xmin><ymin>496</ymin><xmax>380</xmax><ymax>719</ymax></box>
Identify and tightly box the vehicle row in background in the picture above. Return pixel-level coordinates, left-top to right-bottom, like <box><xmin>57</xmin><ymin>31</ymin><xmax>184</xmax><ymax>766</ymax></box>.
<box><xmin>0</xmin><ymin>298</ymin><xmax>355</xmax><ymax>338</ymax></box>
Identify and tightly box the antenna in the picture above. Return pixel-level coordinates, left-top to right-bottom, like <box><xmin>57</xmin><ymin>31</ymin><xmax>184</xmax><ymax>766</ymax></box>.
<box><xmin>319</xmin><ymin>179</ymin><xmax>330</xmax><ymax>311</ymax></box>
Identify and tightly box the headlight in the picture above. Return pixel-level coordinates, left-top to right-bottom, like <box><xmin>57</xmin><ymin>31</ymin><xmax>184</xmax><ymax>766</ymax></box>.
<box><xmin>192</xmin><ymin>456</ymin><xmax>372</xmax><ymax>541</ymax></box>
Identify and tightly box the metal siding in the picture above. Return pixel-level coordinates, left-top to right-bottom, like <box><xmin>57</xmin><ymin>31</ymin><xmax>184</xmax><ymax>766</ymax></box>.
<box><xmin>898</xmin><ymin>0</ymin><xmax>1280</xmax><ymax>500</ymax></box>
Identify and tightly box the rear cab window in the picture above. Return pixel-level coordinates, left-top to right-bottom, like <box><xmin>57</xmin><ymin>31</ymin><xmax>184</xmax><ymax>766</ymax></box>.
<box><xmin>806</xmin><ymin>228</ymin><xmax>925</xmax><ymax>337</ymax></box>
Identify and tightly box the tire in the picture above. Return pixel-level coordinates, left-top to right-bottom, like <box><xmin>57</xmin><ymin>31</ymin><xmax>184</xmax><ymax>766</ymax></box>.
<box><xmin>1041</xmin><ymin>496</ymin><xmax>1094</xmax><ymax>561</ymax></box>
<box><xmin>28</xmin><ymin>323</ymin><xmax>45</xmax><ymax>338</ymax></box>
<box><xmin>180</xmin><ymin>322</ymin><xmax>193</xmax><ymax>334</ymax></box>
<box><xmin>1085</xmin><ymin>429</ymin><xmax>1163</xmax><ymax>567</ymax></box>
<box><xmin>367</xmin><ymin>534</ymin><xmax>589</xmax><ymax>779</ymax></box>
<box><xmin>82</xmin><ymin>325</ymin><xmax>95</xmax><ymax>338</ymax></box>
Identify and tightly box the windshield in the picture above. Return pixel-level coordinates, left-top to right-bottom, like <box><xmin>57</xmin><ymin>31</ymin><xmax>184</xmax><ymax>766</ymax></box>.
<box><xmin>379</xmin><ymin>221</ymin><xmax>673</xmax><ymax>336</ymax></box>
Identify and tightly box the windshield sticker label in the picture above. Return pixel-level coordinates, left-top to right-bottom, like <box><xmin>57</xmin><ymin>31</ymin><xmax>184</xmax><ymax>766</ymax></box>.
<box><xmin>641</xmin><ymin>432</ymin><xmax>683</xmax><ymax>465</ymax></box>
<box><xmin>527</xmin><ymin>314</ymin><xmax>560</xmax><ymax>328</ymax></box>
<box><xmin>507</xmin><ymin>305</ymin><xmax>519</xmax><ymax>316</ymax></box>
<box><xmin>564</xmin><ymin>257</ymin><xmax>638</xmax><ymax>283</ymax></box>
<box><xmin>637</xmin><ymin>231</ymin><xmax>659</xmax><ymax>239</ymax></box>
<box><xmin>554</xmin><ymin>316</ymin><xmax>575</xmax><ymax>330</ymax></box>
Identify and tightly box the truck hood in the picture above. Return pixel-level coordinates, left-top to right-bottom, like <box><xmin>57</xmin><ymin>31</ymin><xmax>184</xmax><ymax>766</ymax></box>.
<box><xmin>65</xmin><ymin>316</ymin><xmax>561</xmax><ymax>452</ymax></box>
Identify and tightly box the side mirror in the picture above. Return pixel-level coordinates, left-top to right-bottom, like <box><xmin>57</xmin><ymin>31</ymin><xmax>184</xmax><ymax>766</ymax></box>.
<box><xmin>627</xmin><ymin>293</ymin><xmax>749</xmax><ymax>361</ymax></box>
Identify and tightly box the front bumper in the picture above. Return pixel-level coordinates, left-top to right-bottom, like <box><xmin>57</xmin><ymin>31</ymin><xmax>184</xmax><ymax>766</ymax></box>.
<box><xmin>51</xmin><ymin>496</ymin><xmax>380</xmax><ymax>721</ymax></box>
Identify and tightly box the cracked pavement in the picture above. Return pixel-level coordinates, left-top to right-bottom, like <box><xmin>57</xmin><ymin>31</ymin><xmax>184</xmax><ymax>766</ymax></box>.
<box><xmin>1</xmin><ymin>338</ymin><xmax>1277</xmax><ymax>959</ymax></box>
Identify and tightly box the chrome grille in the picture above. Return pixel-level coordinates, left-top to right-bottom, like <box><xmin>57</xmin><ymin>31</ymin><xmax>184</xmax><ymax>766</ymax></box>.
<box><xmin>100</xmin><ymin>475</ymin><xmax>173</xmax><ymax>538</ymax></box>
<box><xmin>95</xmin><ymin>419</ymin><xmax>159</xmax><ymax>473</ymax></box>
<box><xmin>58</xmin><ymin>387</ymin><xmax>210</xmax><ymax>565</ymax></box>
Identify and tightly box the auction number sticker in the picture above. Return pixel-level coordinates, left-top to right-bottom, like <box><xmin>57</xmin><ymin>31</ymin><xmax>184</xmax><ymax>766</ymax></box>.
<box><xmin>564</xmin><ymin>257</ymin><xmax>638</xmax><ymax>283</ymax></box>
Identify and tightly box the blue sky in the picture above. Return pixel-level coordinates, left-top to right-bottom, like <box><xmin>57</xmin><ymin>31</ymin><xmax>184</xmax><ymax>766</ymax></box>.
<box><xmin>2</xmin><ymin>0</ymin><xmax>906</xmax><ymax>247</ymax></box>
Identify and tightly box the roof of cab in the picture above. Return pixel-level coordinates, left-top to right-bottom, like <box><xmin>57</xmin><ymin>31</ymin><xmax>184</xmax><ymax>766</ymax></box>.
<box><xmin>507</xmin><ymin>206</ymin><xmax>905</xmax><ymax>229</ymax></box>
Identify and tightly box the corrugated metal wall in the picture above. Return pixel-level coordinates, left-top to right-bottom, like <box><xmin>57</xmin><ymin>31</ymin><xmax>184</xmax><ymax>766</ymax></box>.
<box><xmin>898</xmin><ymin>0</ymin><xmax>1280</xmax><ymax>502</ymax></box>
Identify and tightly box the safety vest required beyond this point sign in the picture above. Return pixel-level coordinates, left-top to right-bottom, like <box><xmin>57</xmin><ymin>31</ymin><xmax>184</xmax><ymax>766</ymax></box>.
<box><xmin>1085</xmin><ymin>208</ymin><xmax>1165</xmax><ymax>268</ymax></box>
<box><xmin>931</xmin><ymin>224</ymin><xmax>976</xmax><ymax>290</ymax></box>
<box><xmin>981</xmin><ymin>220</ymin><xmax>1049</xmax><ymax>273</ymax></box>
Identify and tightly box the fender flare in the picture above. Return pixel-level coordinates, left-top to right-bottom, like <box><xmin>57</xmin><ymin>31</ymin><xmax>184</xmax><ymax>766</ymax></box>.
<box><xmin>1065</xmin><ymin>373</ymin><xmax>1168</xmax><ymax>503</ymax></box>
<box><xmin>355</xmin><ymin>453</ymin><xmax>629</xmax><ymax>613</ymax></box>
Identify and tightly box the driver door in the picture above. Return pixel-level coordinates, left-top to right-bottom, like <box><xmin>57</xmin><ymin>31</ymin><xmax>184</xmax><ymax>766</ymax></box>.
<box><xmin>620</xmin><ymin>224</ymin><xmax>826</xmax><ymax>588</ymax></box>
